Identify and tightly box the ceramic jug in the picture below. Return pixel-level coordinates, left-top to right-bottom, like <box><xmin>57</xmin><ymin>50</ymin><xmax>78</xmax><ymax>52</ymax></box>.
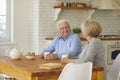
<box><xmin>6</xmin><ymin>48</ymin><xmax>24</xmax><ymax>59</ymax></box>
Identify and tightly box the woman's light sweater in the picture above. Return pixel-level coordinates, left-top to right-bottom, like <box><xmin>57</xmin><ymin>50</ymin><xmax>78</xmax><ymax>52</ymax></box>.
<box><xmin>75</xmin><ymin>38</ymin><xmax>106</xmax><ymax>70</ymax></box>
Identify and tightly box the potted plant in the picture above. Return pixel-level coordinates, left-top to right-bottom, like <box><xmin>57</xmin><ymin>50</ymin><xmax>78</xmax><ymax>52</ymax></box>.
<box><xmin>72</xmin><ymin>27</ymin><xmax>81</xmax><ymax>34</ymax></box>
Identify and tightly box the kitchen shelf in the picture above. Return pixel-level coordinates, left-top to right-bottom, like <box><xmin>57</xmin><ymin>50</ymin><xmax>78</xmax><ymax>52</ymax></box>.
<box><xmin>54</xmin><ymin>6</ymin><xmax>97</xmax><ymax>21</ymax></box>
<box><xmin>54</xmin><ymin>6</ymin><xmax>97</xmax><ymax>10</ymax></box>
<box><xmin>45</xmin><ymin>37</ymin><xmax>120</xmax><ymax>41</ymax></box>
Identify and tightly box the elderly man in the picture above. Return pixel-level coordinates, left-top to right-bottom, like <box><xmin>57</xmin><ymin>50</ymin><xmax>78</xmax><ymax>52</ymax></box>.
<box><xmin>42</xmin><ymin>19</ymin><xmax>82</xmax><ymax>59</ymax></box>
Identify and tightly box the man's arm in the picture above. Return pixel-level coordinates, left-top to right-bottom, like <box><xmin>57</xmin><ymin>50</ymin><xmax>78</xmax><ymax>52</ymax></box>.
<box><xmin>68</xmin><ymin>35</ymin><xmax>82</xmax><ymax>58</ymax></box>
<box><xmin>43</xmin><ymin>37</ymin><xmax>58</xmax><ymax>53</ymax></box>
<box><xmin>43</xmin><ymin>37</ymin><xmax>60</xmax><ymax>59</ymax></box>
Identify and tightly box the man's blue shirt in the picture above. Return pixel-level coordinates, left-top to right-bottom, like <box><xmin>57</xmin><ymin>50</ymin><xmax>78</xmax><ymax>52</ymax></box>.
<box><xmin>44</xmin><ymin>33</ymin><xmax>82</xmax><ymax>58</ymax></box>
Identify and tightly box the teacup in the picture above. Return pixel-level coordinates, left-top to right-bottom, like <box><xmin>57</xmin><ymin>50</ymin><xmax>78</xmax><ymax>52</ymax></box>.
<box><xmin>62</xmin><ymin>54</ymin><xmax>68</xmax><ymax>59</ymax></box>
<box><xmin>44</xmin><ymin>52</ymin><xmax>50</xmax><ymax>59</ymax></box>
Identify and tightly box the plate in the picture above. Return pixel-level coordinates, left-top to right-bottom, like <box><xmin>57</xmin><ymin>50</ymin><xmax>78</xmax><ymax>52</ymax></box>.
<box><xmin>25</xmin><ymin>56</ymin><xmax>34</xmax><ymax>60</ymax></box>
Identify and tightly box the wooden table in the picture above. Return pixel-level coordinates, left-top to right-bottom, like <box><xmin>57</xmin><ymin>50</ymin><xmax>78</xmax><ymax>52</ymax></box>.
<box><xmin>0</xmin><ymin>56</ymin><xmax>104</xmax><ymax>80</ymax></box>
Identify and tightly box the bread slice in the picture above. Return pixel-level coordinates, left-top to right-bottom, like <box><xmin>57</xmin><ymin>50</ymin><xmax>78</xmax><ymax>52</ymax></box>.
<box><xmin>39</xmin><ymin>63</ymin><xmax>63</xmax><ymax>70</ymax></box>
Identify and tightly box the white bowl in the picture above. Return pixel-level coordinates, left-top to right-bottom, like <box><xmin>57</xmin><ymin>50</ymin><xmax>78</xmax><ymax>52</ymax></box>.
<box><xmin>25</xmin><ymin>56</ymin><xmax>34</xmax><ymax>60</ymax></box>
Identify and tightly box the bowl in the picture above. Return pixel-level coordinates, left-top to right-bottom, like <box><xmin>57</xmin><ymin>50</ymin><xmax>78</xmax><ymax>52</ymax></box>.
<box><xmin>25</xmin><ymin>56</ymin><xmax>35</xmax><ymax>60</ymax></box>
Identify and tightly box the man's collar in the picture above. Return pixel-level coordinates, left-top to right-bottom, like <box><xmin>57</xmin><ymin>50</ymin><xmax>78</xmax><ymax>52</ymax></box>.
<box><xmin>58</xmin><ymin>33</ymin><xmax>72</xmax><ymax>40</ymax></box>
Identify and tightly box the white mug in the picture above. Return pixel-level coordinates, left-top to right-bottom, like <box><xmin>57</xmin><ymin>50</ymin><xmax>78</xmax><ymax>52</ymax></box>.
<box><xmin>44</xmin><ymin>52</ymin><xmax>50</xmax><ymax>59</ymax></box>
<box><xmin>62</xmin><ymin>54</ymin><xmax>68</xmax><ymax>59</ymax></box>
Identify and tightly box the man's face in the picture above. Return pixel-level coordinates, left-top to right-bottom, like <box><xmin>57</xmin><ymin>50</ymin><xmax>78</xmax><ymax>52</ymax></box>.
<box><xmin>58</xmin><ymin>22</ymin><xmax>71</xmax><ymax>39</ymax></box>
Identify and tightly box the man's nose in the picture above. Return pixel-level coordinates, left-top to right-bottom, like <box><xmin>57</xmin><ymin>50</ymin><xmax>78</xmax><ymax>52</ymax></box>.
<box><xmin>64</xmin><ymin>27</ymin><xmax>69</xmax><ymax>30</ymax></box>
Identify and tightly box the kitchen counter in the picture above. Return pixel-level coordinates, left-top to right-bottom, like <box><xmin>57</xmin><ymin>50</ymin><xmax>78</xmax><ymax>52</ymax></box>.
<box><xmin>45</xmin><ymin>37</ymin><xmax>120</xmax><ymax>41</ymax></box>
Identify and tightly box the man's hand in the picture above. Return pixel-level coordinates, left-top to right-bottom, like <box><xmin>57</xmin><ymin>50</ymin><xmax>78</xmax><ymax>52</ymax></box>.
<box><xmin>45</xmin><ymin>53</ymin><xmax>59</xmax><ymax>60</ymax></box>
<box><xmin>40</xmin><ymin>52</ymin><xmax>44</xmax><ymax>59</ymax></box>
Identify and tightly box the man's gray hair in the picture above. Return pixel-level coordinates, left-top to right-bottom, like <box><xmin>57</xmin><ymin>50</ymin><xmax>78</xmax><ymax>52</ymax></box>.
<box><xmin>57</xmin><ymin>19</ymin><xmax>70</xmax><ymax>30</ymax></box>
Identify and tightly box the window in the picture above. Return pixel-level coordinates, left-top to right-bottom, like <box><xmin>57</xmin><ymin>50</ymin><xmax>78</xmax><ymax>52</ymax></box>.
<box><xmin>0</xmin><ymin>0</ymin><xmax>12</xmax><ymax>43</ymax></box>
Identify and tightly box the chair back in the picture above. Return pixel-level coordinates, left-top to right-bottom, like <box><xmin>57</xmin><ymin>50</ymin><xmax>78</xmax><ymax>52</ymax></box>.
<box><xmin>116</xmin><ymin>72</ymin><xmax>120</xmax><ymax>80</ymax></box>
<box><xmin>107</xmin><ymin>54</ymin><xmax>120</xmax><ymax>80</ymax></box>
<box><xmin>58</xmin><ymin>62</ymin><xmax>93</xmax><ymax>80</ymax></box>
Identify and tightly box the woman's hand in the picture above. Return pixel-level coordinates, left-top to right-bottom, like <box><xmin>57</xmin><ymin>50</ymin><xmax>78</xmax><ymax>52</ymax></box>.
<box><xmin>60</xmin><ymin>58</ymin><xmax>75</xmax><ymax>64</ymax></box>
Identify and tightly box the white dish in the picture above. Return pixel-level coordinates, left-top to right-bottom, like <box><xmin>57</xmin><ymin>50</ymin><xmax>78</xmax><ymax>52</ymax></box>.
<box><xmin>25</xmin><ymin>56</ymin><xmax>34</xmax><ymax>60</ymax></box>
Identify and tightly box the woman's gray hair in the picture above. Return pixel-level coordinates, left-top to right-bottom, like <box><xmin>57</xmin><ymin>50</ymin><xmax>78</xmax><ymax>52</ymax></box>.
<box><xmin>57</xmin><ymin>19</ymin><xmax>70</xmax><ymax>30</ymax></box>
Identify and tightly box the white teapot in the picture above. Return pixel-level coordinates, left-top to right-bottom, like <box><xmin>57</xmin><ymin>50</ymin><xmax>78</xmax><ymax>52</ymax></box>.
<box><xmin>6</xmin><ymin>47</ymin><xmax>24</xmax><ymax>59</ymax></box>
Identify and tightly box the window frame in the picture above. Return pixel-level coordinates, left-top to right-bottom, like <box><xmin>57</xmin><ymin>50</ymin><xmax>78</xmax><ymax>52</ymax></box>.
<box><xmin>0</xmin><ymin>0</ymin><xmax>13</xmax><ymax>44</ymax></box>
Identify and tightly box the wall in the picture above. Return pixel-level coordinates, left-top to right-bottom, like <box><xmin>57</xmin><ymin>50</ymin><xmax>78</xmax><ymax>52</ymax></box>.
<box><xmin>39</xmin><ymin>0</ymin><xmax>57</xmax><ymax>53</ymax></box>
<box><xmin>39</xmin><ymin>0</ymin><xmax>120</xmax><ymax>52</ymax></box>
<box><xmin>29</xmin><ymin>0</ymin><xmax>40</xmax><ymax>54</ymax></box>
<box><xmin>13</xmin><ymin>0</ymin><xmax>31</xmax><ymax>52</ymax></box>
<box><xmin>3</xmin><ymin>0</ymin><xmax>119</xmax><ymax>54</ymax></box>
